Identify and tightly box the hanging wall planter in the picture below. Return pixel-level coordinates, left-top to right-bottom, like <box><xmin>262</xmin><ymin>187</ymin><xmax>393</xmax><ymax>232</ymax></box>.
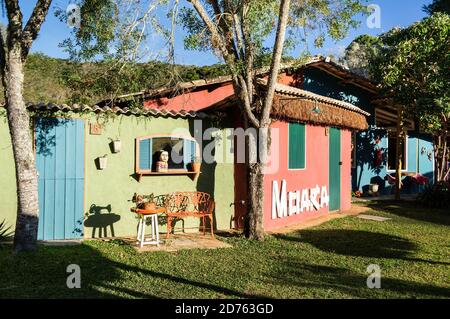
<box><xmin>109</xmin><ymin>137</ymin><xmax>121</xmax><ymax>153</ymax></box>
<box><xmin>112</xmin><ymin>139</ymin><xmax>121</xmax><ymax>153</ymax></box>
<box><xmin>97</xmin><ymin>155</ymin><xmax>108</xmax><ymax>170</ymax></box>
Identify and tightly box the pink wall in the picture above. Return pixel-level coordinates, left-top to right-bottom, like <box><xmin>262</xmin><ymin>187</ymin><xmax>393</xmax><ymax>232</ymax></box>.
<box><xmin>340</xmin><ymin>129</ymin><xmax>352</xmax><ymax>211</ymax></box>
<box><xmin>144</xmin><ymin>84</ymin><xmax>234</xmax><ymax>111</ymax></box>
<box><xmin>263</xmin><ymin>122</ymin><xmax>353</xmax><ymax>231</ymax></box>
<box><xmin>263</xmin><ymin>122</ymin><xmax>330</xmax><ymax>231</ymax></box>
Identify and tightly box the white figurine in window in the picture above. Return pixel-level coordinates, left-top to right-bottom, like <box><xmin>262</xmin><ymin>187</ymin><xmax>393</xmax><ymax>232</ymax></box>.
<box><xmin>156</xmin><ymin>150</ymin><xmax>169</xmax><ymax>172</ymax></box>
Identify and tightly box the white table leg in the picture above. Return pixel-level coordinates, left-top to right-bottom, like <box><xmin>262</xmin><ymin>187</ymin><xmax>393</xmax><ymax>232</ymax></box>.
<box><xmin>137</xmin><ymin>217</ymin><xmax>143</xmax><ymax>245</ymax></box>
<box><xmin>151</xmin><ymin>215</ymin><xmax>155</xmax><ymax>240</ymax></box>
<box><xmin>140</xmin><ymin>217</ymin><xmax>146</xmax><ymax>248</ymax></box>
<box><xmin>155</xmin><ymin>215</ymin><xmax>160</xmax><ymax>246</ymax></box>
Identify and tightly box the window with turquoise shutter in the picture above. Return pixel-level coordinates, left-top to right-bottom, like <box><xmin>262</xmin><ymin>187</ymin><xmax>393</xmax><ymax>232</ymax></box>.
<box><xmin>136</xmin><ymin>136</ymin><xmax>198</xmax><ymax>173</ymax></box>
<box><xmin>288</xmin><ymin>123</ymin><xmax>306</xmax><ymax>169</ymax></box>
<box><xmin>139</xmin><ymin>138</ymin><xmax>152</xmax><ymax>171</ymax></box>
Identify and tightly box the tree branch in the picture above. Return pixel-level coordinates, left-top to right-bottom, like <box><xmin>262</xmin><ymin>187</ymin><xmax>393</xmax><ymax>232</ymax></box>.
<box><xmin>21</xmin><ymin>0</ymin><xmax>53</xmax><ymax>60</ymax></box>
<box><xmin>208</xmin><ymin>0</ymin><xmax>239</xmax><ymax>59</ymax></box>
<box><xmin>260</xmin><ymin>0</ymin><xmax>291</xmax><ymax>126</ymax></box>
<box><xmin>4</xmin><ymin>0</ymin><xmax>23</xmax><ymax>47</ymax></box>
<box><xmin>188</xmin><ymin>0</ymin><xmax>237</xmax><ymax>73</ymax></box>
<box><xmin>237</xmin><ymin>75</ymin><xmax>260</xmax><ymax>127</ymax></box>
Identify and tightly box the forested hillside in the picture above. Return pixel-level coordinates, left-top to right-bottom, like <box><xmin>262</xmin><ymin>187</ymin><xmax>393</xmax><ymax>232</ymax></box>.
<box><xmin>0</xmin><ymin>53</ymin><xmax>229</xmax><ymax>106</ymax></box>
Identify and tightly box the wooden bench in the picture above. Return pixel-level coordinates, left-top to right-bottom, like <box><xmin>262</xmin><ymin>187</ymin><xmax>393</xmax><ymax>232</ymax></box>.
<box><xmin>164</xmin><ymin>192</ymin><xmax>215</xmax><ymax>239</ymax></box>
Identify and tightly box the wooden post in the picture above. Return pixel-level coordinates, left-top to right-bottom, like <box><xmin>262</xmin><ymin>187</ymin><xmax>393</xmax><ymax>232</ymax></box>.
<box><xmin>395</xmin><ymin>106</ymin><xmax>404</xmax><ymax>200</ymax></box>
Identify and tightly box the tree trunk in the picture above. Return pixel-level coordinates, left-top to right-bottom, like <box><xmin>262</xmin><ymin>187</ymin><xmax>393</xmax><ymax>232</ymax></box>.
<box><xmin>395</xmin><ymin>107</ymin><xmax>404</xmax><ymax>200</ymax></box>
<box><xmin>434</xmin><ymin>132</ymin><xmax>449</xmax><ymax>182</ymax></box>
<box><xmin>246</xmin><ymin>162</ymin><xmax>265</xmax><ymax>240</ymax></box>
<box><xmin>244</xmin><ymin>126</ymin><xmax>269</xmax><ymax>240</ymax></box>
<box><xmin>4</xmin><ymin>47</ymin><xmax>39</xmax><ymax>252</ymax></box>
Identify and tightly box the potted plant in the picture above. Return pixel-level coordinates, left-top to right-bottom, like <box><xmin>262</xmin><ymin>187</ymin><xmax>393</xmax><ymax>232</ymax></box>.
<box><xmin>143</xmin><ymin>193</ymin><xmax>156</xmax><ymax>210</ymax></box>
<box><xmin>191</xmin><ymin>156</ymin><xmax>201</xmax><ymax>172</ymax></box>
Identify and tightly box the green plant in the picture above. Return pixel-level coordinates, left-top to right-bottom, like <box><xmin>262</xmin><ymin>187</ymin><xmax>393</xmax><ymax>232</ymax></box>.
<box><xmin>0</xmin><ymin>220</ymin><xmax>14</xmax><ymax>242</ymax></box>
<box><xmin>417</xmin><ymin>182</ymin><xmax>450</xmax><ymax>209</ymax></box>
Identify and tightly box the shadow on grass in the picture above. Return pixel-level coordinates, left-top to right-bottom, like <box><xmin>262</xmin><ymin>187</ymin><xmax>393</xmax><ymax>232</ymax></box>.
<box><xmin>364</xmin><ymin>200</ymin><xmax>450</xmax><ymax>226</ymax></box>
<box><xmin>275</xmin><ymin>229</ymin><xmax>450</xmax><ymax>266</ymax></box>
<box><xmin>110</xmin><ymin>262</ymin><xmax>268</xmax><ymax>299</ymax></box>
<box><xmin>0</xmin><ymin>242</ymin><xmax>265</xmax><ymax>299</ymax></box>
<box><xmin>266</xmin><ymin>260</ymin><xmax>450</xmax><ymax>298</ymax></box>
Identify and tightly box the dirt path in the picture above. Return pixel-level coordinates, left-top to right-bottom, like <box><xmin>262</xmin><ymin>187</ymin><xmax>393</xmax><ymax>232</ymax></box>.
<box><xmin>267</xmin><ymin>204</ymin><xmax>370</xmax><ymax>235</ymax></box>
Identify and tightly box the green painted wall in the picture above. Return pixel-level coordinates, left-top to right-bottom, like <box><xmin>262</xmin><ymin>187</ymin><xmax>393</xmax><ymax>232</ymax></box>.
<box><xmin>0</xmin><ymin>112</ymin><xmax>236</xmax><ymax>239</ymax></box>
<box><xmin>83</xmin><ymin>114</ymin><xmax>235</xmax><ymax>238</ymax></box>
<box><xmin>0</xmin><ymin>115</ymin><xmax>17</xmax><ymax>231</ymax></box>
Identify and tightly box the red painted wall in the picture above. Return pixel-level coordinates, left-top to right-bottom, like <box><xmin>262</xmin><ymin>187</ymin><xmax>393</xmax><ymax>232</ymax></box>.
<box><xmin>340</xmin><ymin>129</ymin><xmax>352</xmax><ymax>211</ymax></box>
<box><xmin>263</xmin><ymin>122</ymin><xmax>353</xmax><ymax>231</ymax></box>
<box><xmin>263</xmin><ymin>122</ymin><xmax>330</xmax><ymax>231</ymax></box>
<box><xmin>144</xmin><ymin>84</ymin><xmax>234</xmax><ymax>111</ymax></box>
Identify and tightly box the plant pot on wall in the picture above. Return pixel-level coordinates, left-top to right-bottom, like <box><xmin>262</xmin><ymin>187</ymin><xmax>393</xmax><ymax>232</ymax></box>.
<box><xmin>96</xmin><ymin>155</ymin><xmax>108</xmax><ymax>170</ymax></box>
<box><xmin>191</xmin><ymin>161</ymin><xmax>201</xmax><ymax>173</ymax></box>
<box><xmin>112</xmin><ymin>140</ymin><xmax>121</xmax><ymax>153</ymax></box>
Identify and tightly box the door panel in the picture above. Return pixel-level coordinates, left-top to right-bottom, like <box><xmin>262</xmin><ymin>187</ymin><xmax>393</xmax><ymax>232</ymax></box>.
<box><xmin>329</xmin><ymin>128</ymin><xmax>341</xmax><ymax>211</ymax></box>
<box><xmin>36</xmin><ymin>118</ymin><xmax>85</xmax><ymax>240</ymax></box>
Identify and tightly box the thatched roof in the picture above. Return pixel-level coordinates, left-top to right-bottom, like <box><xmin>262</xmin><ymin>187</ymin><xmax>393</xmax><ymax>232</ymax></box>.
<box><xmin>257</xmin><ymin>80</ymin><xmax>369</xmax><ymax>131</ymax></box>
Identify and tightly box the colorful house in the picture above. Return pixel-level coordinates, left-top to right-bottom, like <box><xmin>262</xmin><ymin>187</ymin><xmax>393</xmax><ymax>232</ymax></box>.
<box><xmin>296</xmin><ymin>58</ymin><xmax>435</xmax><ymax>195</ymax></box>
<box><xmin>0</xmin><ymin>57</ymin><xmax>434</xmax><ymax>240</ymax></box>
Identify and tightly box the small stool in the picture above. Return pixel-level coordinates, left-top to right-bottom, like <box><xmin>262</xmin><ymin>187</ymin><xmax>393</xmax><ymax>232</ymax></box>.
<box><xmin>134</xmin><ymin>208</ymin><xmax>165</xmax><ymax>248</ymax></box>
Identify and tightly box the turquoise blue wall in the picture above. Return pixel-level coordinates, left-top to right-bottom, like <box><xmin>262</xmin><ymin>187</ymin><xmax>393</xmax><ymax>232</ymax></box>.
<box><xmin>303</xmin><ymin>68</ymin><xmax>435</xmax><ymax>194</ymax></box>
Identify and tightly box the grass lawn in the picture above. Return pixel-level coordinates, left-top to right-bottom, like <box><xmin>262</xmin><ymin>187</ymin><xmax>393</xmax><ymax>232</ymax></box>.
<box><xmin>0</xmin><ymin>201</ymin><xmax>449</xmax><ymax>299</ymax></box>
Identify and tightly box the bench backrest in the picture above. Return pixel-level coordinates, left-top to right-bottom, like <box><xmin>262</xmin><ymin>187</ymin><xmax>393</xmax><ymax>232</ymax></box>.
<box><xmin>133</xmin><ymin>192</ymin><xmax>215</xmax><ymax>215</ymax></box>
<box><xmin>166</xmin><ymin>192</ymin><xmax>214</xmax><ymax>215</ymax></box>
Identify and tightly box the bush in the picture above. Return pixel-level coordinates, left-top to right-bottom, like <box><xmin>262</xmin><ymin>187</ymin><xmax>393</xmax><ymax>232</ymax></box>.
<box><xmin>417</xmin><ymin>182</ymin><xmax>450</xmax><ymax>209</ymax></box>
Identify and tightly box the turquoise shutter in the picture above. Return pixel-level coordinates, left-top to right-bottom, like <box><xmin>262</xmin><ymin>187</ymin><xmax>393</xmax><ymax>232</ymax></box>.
<box><xmin>183</xmin><ymin>139</ymin><xmax>196</xmax><ymax>169</ymax></box>
<box><xmin>289</xmin><ymin>123</ymin><xmax>306</xmax><ymax>169</ymax></box>
<box><xmin>139</xmin><ymin>138</ymin><xmax>152</xmax><ymax>170</ymax></box>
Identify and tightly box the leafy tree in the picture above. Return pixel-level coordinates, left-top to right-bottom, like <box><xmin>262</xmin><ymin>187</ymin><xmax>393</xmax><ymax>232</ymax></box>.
<box><xmin>423</xmin><ymin>0</ymin><xmax>450</xmax><ymax>15</ymax></box>
<box><xmin>0</xmin><ymin>0</ymin><xmax>162</xmax><ymax>252</ymax></box>
<box><xmin>180</xmin><ymin>0</ymin><xmax>368</xmax><ymax>239</ymax></box>
<box><xmin>370</xmin><ymin>13</ymin><xmax>450</xmax><ymax>183</ymax></box>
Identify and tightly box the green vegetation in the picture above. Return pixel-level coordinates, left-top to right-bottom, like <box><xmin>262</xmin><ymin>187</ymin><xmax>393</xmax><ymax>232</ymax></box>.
<box><xmin>0</xmin><ymin>53</ymin><xmax>229</xmax><ymax>105</ymax></box>
<box><xmin>370</xmin><ymin>13</ymin><xmax>450</xmax><ymax>182</ymax></box>
<box><xmin>423</xmin><ymin>0</ymin><xmax>450</xmax><ymax>15</ymax></box>
<box><xmin>0</xmin><ymin>220</ymin><xmax>13</xmax><ymax>242</ymax></box>
<box><xmin>0</xmin><ymin>202</ymin><xmax>448</xmax><ymax>298</ymax></box>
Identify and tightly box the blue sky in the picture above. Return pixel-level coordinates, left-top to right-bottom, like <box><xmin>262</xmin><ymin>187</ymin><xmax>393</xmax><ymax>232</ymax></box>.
<box><xmin>2</xmin><ymin>0</ymin><xmax>431</xmax><ymax>66</ymax></box>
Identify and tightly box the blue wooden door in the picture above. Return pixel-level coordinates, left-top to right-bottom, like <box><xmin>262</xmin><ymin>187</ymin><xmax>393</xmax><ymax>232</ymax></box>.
<box><xmin>36</xmin><ymin>118</ymin><xmax>85</xmax><ymax>240</ymax></box>
<box><xmin>329</xmin><ymin>128</ymin><xmax>341</xmax><ymax>211</ymax></box>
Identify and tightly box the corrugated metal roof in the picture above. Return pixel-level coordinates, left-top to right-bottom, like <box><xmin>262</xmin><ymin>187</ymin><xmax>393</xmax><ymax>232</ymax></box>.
<box><xmin>257</xmin><ymin>79</ymin><xmax>370</xmax><ymax>117</ymax></box>
<box><xmin>25</xmin><ymin>103</ymin><xmax>204</xmax><ymax>118</ymax></box>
